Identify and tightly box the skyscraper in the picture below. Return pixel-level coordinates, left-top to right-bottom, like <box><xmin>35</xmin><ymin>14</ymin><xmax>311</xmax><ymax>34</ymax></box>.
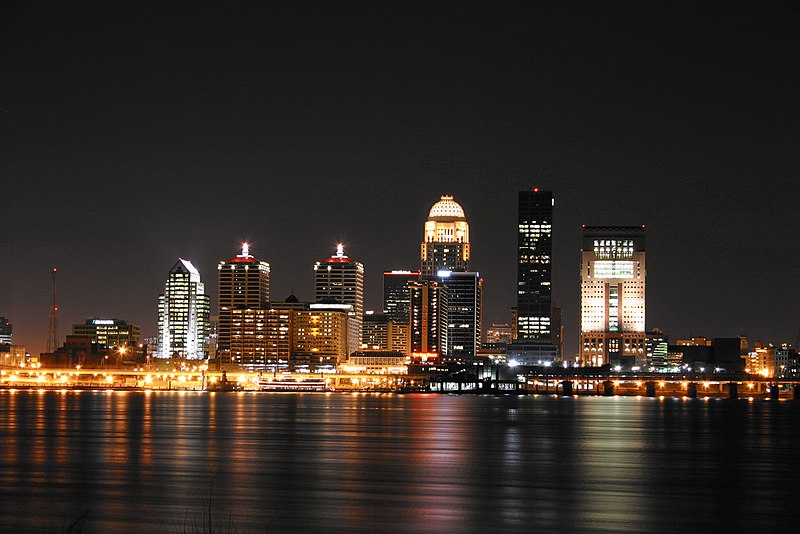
<box><xmin>438</xmin><ymin>271</ymin><xmax>483</xmax><ymax>362</ymax></box>
<box><xmin>516</xmin><ymin>188</ymin><xmax>553</xmax><ymax>340</ymax></box>
<box><xmin>508</xmin><ymin>189</ymin><xmax>559</xmax><ymax>365</ymax></box>
<box><xmin>382</xmin><ymin>270</ymin><xmax>419</xmax><ymax>323</ymax></box>
<box><xmin>580</xmin><ymin>225</ymin><xmax>646</xmax><ymax>368</ymax></box>
<box><xmin>157</xmin><ymin>259</ymin><xmax>210</xmax><ymax>359</ymax></box>
<box><xmin>314</xmin><ymin>244</ymin><xmax>364</xmax><ymax>356</ymax></box>
<box><xmin>420</xmin><ymin>195</ymin><xmax>470</xmax><ymax>276</ymax></box>
<box><xmin>0</xmin><ymin>317</ymin><xmax>11</xmax><ymax>345</ymax></box>
<box><xmin>217</xmin><ymin>243</ymin><xmax>270</xmax><ymax>365</ymax></box>
<box><xmin>408</xmin><ymin>279</ymin><xmax>447</xmax><ymax>361</ymax></box>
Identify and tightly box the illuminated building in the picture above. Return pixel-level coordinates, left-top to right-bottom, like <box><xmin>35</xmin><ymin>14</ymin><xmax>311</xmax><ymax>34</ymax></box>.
<box><xmin>382</xmin><ymin>270</ymin><xmax>419</xmax><ymax>323</ymax></box>
<box><xmin>516</xmin><ymin>189</ymin><xmax>554</xmax><ymax>339</ymax></box>
<box><xmin>645</xmin><ymin>328</ymin><xmax>669</xmax><ymax>369</ymax></box>
<box><xmin>0</xmin><ymin>344</ymin><xmax>25</xmax><ymax>367</ymax></box>
<box><xmin>156</xmin><ymin>258</ymin><xmax>210</xmax><ymax>359</ymax></box>
<box><xmin>437</xmin><ymin>270</ymin><xmax>482</xmax><ymax>362</ymax></box>
<box><xmin>229</xmin><ymin>308</ymin><xmax>269</xmax><ymax>371</ymax></box>
<box><xmin>420</xmin><ymin>195</ymin><xmax>470</xmax><ymax>276</ymax></box>
<box><xmin>580</xmin><ymin>226</ymin><xmax>646</xmax><ymax>368</ymax></box>
<box><xmin>217</xmin><ymin>243</ymin><xmax>270</xmax><ymax>365</ymax></box>
<box><xmin>314</xmin><ymin>244</ymin><xmax>364</xmax><ymax>356</ymax></box>
<box><xmin>0</xmin><ymin>317</ymin><xmax>11</xmax><ymax>345</ymax></box>
<box><xmin>408</xmin><ymin>280</ymin><xmax>447</xmax><ymax>361</ymax></box>
<box><xmin>72</xmin><ymin>318</ymin><xmax>141</xmax><ymax>349</ymax></box>
<box><xmin>292</xmin><ymin>306</ymin><xmax>350</xmax><ymax>371</ymax></box>
<box><xmin>362</xmin><ymin>312</ymin><xmax>409</xmax><ymax>355</ymax></box>
<box><xmin>744</xmin><ymin>341</ymin><xmax>775</xmax><ymax>377</ymax></box>
<box><xmin>487</xmin><ymin>324</ymin><xmax>513</xmax><ymax>345</ymax></box>
<box><xmin>341</xmin><ymin>350</ymin><xmax>407</xmax><ymax>374</ymax></box>
<box><xmin>508</xmin><ymin>189</ymin><xmax>559</xmax><ymax>365</ymax></box>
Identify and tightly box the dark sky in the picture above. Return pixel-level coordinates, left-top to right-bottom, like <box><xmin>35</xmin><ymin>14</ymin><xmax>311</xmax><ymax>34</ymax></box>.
<box><xmin>2</xmin><ymin>1</ymin><xmax>798</xmax><ymax>358</ymax></box>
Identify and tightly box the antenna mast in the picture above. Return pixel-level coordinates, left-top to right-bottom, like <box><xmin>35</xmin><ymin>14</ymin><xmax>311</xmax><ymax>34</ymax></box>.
<box><xmin>46</xmin><ymin>267</ymin><xmax>59</xmax><ymax>353</ymax></box>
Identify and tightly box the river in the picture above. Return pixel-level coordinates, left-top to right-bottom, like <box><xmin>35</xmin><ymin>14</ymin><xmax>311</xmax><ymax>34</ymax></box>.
<box><xmin>0</xmin><ymin>390</ymin><xmax>797</xmax><ymax>533</ymax></box>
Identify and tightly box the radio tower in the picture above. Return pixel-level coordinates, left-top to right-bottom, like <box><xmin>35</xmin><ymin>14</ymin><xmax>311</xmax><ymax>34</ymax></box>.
<box><xmin>46</xmin><ymin>267</ymin><xmax>59</xmax><ymax>353</ymax></box>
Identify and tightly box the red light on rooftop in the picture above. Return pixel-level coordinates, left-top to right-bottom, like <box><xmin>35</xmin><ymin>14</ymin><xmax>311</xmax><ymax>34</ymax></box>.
<box><xmin>533</xmin><ymin>187</ymin><xmax>540</xmax><ymax>192</ymax></box>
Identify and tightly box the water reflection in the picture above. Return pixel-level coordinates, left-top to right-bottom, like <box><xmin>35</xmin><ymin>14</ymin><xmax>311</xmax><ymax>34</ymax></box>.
<box><xmin>0</xmin><ymin>392</ymin><xmax>798</xmax><ymax>532</ymax></box>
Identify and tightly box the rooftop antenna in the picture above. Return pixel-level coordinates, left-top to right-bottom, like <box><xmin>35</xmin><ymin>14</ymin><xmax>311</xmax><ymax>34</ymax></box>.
<box><xmin>46</xmin><ymin>267</ymin><xmax>59</xmax><ymax>353</ymax></box>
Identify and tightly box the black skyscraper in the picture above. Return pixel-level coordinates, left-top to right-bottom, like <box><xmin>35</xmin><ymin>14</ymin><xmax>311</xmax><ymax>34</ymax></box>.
<box><xmin>516</xmin><ymin>189</ymin><xmax>554</xmax><ymax>341</ymax></box>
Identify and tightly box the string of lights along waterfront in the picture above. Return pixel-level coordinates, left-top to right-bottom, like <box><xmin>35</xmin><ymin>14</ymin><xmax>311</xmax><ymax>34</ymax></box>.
<box><xmin>0</xmin><ymin>190</ymin><xmax>797</xmax><ymax>385</ymax></box>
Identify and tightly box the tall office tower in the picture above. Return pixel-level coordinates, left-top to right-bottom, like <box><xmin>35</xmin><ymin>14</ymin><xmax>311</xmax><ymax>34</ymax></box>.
<box><xmin>408</xmin><ymin>280</ymin><xmax>447</xmax><ymax>361</ymax></box>
<box><xmin>516</xmin><ymin>188</ymin><xmax>554</xmax><ymax>340</ymax></box>
<box><xmin>438</xmin><ymin>271</ymin><xmax>483</xmax><ymax>363</ymax></box>
<box><xmin>217</xmin><ymin>243</ymin><xmax>270</xmax><ymax>365</ymax></box>
<box><xmin>72</xmin><ymin>318</ymin><xmax>141</xmax><ymax>348</ymax></box>
<box><xmin>157</xmin><ymin>259</ymin><xmax>211</xmax><ymax>359</ymax></box>
<box><xmin>580</xmin><ymin>225</ymin><xmax>646</xmax><ymax>368</ymax></box>
<box><xmin>382</xmin><ymin>270</ymin><xmax>420</xmax><ymax>323</ymax></box>
<box><xmin>229</xmin><ymin>308</ymin><xmax>269</xmax><ymax>371</ymax></box>
<box><xmin>0</xmin><ymin>317</ymin><xmax>11</xmax><ymax>345</ymax></box>
<box><xmin>314</xmin><ymin>244</ymin><xmax>364</xmax><ymax>356</ymax></box>
<box><xmin>420</xmin><ymin>195</ymin><xmax>470</xmax><ymax>276</ymax></box>
<box><xmin>507</xmin><ymin>189</ymin><xmax>558</xmax><ymax>365</ymax></box>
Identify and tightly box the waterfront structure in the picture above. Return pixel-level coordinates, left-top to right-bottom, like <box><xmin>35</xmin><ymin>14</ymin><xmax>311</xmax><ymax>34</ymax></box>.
<box><xmin>408</xmin><ymin>279</ymin><xmax>447</xmax><ymax>361</ymax></box>
<box><xmin>362</xmin><ymin>312</ymin><xmax>410</xmax><ymax>355</ymax></box>
<box><xmin>744</xmin><ymin>341</ymin><xmax>775</xmax><ymax>377</ymax></box>
<box><xmin>420</xmin><ymin>195</ymin><xmax>470</xmax><ymax>276</ymax></box>
<box><xmin>579</xmin><ymin>225</ymin><xmax>646</xmax><ymax>368</ymax></box>
<box><xmin>341</xmin><ymin>350</ymin><xmax>407</xmax><ymax>374</ymax></box>
<box><xmin>229</xmin><ymin>308</ymin><xmax>269</xmax><ymax>371</ymax></box>
<box><xmin>509</xmin><ymin>189</ymin><xmax>559</xmax><ymax>364</ymax></box>
<box><xmin>314</xmin><ymin>244</ymin><xmax>364</xmax><ymax>356</ymax></box>
<box><xmin>0</xmin><ymin>317</ymin><xmax>11</xmax><ymax>345</ymax></box>
<box><xmin>382</xmin><ymin>270</ymin><xmax>419</xmax><ymax>323</ymax></box>
<box><xmin>217</xmin><ymin>244</ymin><xmax>270</xmax><ymax>365</ymax></box>
<box><xmin>438</xmin><ymin>270</ymin><xmax>482</xmax><ymax>362</ymax></box>
<box><xmin>72</xmin><ymin>318</ymin><xmax>141</xmax><ymax>349</ymax></box>
<box><xmin>645</xmin><ymin>328</ymin><xmax>669</xmax><ymax>369</ymax></box>
<box><xmin>157</xmin><ymin>259</ymin><xmax>211</xmax><ymax>360</ymax></box>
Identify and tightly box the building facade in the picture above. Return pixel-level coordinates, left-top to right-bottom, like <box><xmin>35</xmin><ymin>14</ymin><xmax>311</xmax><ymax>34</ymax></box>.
<box><xmin>382</xmin><ymin>270</ymin><xmax>419</xmax><ymax>323</ymax></box>
<box><xmin>157</xmin><ymin>258</ymin><xmax>211</xmax><ymax>360</ymax></box>
<box><xmin>438</xmin><ymin>271</ymin><xmax>482</xmax><ymax>362</ymax></box>
<box><xmin>516</xmin><ymin>189</ymin><xmax>554</xmax><ymax>340</ymax></box>
<box><xmin>362</xmin><ymin>312</ymin><xmax>410</xmax><ymax>355</ymax></box>
<box><xmin>314</xmin><ymin>244</ymin><xmax>364</xmax><ymax>356</ymax></box>
<box><xmin>217</xmin><ymin>244</ymin><xmax>270</xmax><ymax>365</ymax></box>
<box><xmin>420</xmin><ymin>195</ymin><xmax>470</xmax><ymax>276</ymax></box>
<box><xmin>72</xmin><ymin>318</ymin><xmax>141</xmax><ymax>349</ymax></box>
<box><xmin>408</xmin><ymin>279</ymin><xmax>447</xmax><ymax>362</ymax></box>
<box><xmin>580</xmin><ymin>226</ymin><xmax>646</xmax><ymax>368</ymax></box>
<box><xmin>0</xmin><ymin>317</ymin><xmax>11</xmax><ymax>345</ymax></box>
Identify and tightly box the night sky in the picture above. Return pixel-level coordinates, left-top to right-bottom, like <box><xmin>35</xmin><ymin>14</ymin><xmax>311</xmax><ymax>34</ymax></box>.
<box><xmin>2</xmin><ymin>2</ymin><xmax>798</xmax><ymax>358</ymax></box>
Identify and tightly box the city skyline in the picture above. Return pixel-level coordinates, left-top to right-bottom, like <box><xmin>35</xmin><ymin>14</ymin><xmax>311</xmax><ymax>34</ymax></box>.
<box><xmin>2</xmin><ymin>3</ymin><xmax>798</xmax><ymax>357</ymax></box>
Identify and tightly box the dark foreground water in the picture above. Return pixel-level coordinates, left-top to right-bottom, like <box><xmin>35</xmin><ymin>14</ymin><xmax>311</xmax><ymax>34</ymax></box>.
<box><xmin>0</xmin><ymin>391</ymin><xmax>798</xmax><ymax>533</ymax></box>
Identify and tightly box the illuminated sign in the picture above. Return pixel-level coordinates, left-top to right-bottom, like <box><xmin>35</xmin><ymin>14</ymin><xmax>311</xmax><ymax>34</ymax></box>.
<box><xmin>92</xmin><ymin>320</ymin><xmax>115</xmax><ymax>325</ymax></box>
<box><xmin>593</xmin><ymin>260</ymin><xmax>635</xmax><ymax>279</ymax></box>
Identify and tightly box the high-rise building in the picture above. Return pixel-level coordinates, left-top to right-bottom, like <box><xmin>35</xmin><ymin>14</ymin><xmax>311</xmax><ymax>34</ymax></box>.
<box><xmin>408</xmin><ymin>279</ymin><xmax>447</xmax><ymax>361</ymax></box>
<box><xmin>420</xmin><ymin>195</ymin><xmax>470</xmax><ymax>276</ymax></box>
<box><xmin>0</xmin><ymin>317</ymin><xmax>11</xmax><ymax>345</ymax></box>
<box><xmin>508</xmin><ymin>189</ymin><xmax>559</xmax><ymax>365</ymax></box>
<box><xmin>516</xmin><ymin>189</ymin><xmax>554</xmax><ymax>340</ymax></box>
<box><xmin>580</xmin><ymin>225</ymin><xmax>646</xmax><ymax>368</ymax></box>
<box><xmin>438</xmin><ymin>271</ymin><xmax>482</xmax><ymax>363</ymax></box>
<box><xmin>314</xmin><ymin>244</ymin><xmax>364</xmax><ymax>356</ymax></box>
<box><xmin>382</xmin><ymin>270</ymin><xmax>419</xmax><ymax>323</ymax></box>
<box><xmin>157</xmin><ymin>259</ymin><xmax>211</xmax><ymax>359</ymax></box>
<box><xmin>217</xmin><ymin>243</ymin><xmax>270</xmax><ymax>365</ymax></box>
<box><xmin>72</xmin><ymin>318</ymin><xmax>141</xmax><ymax>349</ymax></box>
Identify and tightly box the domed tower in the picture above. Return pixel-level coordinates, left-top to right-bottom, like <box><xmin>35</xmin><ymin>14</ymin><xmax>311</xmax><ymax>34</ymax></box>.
<box><xmin>420</xmin><ymin>195</ymin><xmax>471</xmax><ymax>276</ymax></box>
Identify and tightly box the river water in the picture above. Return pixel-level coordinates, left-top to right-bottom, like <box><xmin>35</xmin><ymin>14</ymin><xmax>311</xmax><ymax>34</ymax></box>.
<box><xmin>0</xmin><ymin>390</ymin><xmax>798</xmax><ymax>533</ymax></box>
